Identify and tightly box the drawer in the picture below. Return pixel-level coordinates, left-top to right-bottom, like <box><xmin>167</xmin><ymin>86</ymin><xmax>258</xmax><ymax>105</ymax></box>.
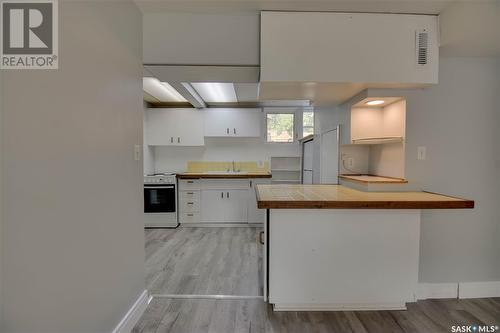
<box><xmin>179</xmin><ymin>199</ymin><xmax>200</xmax><ymax>213</ymax></box>
<box><xmin>201</xmin><ymin>179</ymin><xmax>249</xmax><ymax>190</ymax></box>
<box><xmin>179</xmin><ymin>190</ymin><xmax>200</xmax><ymax>203</ymax></box>
<box><xmin>178</xmin><ymin>179</ymin><xmax>201</xmax><ymax>190</ymax></box>
<box><xmin>179</xmin><ymin>212</ymin><xmax>200</xmax><ymax>224</ymax></box>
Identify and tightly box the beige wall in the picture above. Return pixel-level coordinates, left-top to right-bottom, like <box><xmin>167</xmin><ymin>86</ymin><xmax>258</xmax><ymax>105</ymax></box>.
<box><xmin>143</xmin><ymin>12</ymin><xmax>260</xmax><ymax>65</ymax></box>
<box><xmin>319</xmin><ymin>56</ymin><xmax>500</xmax><ymax>282</ymax></box>
<box><xmin>1</xmin><ymin>1</ymin><xmax>145</xmax><ymax>332</ymax></box>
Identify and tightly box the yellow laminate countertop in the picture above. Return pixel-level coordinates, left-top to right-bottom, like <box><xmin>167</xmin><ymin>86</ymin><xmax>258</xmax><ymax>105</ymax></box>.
<box><xmin>339</xmin><ymin>175</ymin><xmax>408</xmax><ymax>184</ymax></box>
<box><xmin>177</xmin><ymin>172</ymin><xmax>272</xmax><ymax>179</ymax></box>
<box><xmin>255</xmin><ymin>184</ymin><xmax>474</xmax><ymax>209</ymax></box>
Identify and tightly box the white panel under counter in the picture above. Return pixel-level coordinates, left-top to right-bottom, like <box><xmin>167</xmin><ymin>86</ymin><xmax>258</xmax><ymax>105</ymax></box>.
<box><xmin>268</xmin><ymin>209</ymin><xmax>421</xmax><ymax>310</ymax></box>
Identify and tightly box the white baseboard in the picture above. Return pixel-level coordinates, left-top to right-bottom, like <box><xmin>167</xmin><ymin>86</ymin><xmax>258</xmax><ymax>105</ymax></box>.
<box><xmin>180</xmin><ymin>223</ymin><xmax>263</xmax><ymax>227</ymax></box>
<box><xmin>459</xmin><ymin>281</ymin><xmax>500</xmax><ymax>299</ymax></box>
<box><xmin>272</xmin><ymin>302</ymin><xmax>406</xmax><ymax>311</ymax></box>
<box><xmin>417</xmin><ymin>283</ymin><xmax>458</xmax><ymax>300</ymax></box>
<box><xmin>112</xmin><ymin>290</ymin><xmax>150</xmax><ymax>333</ymax></box>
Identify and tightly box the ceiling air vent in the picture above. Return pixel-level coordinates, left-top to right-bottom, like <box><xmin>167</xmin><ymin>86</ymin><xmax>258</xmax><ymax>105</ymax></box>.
<box><xmin>415</xmin><ymin>29</ymin><xmax>429</xmax><ymax>67</ymax></box>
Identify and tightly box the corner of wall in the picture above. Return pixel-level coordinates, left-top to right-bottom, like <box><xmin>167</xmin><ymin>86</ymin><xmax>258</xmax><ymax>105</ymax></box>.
<box><xmin>0</xmin><ymin>59</ymin><xmax>4</xmax><ymax>333</ymax></box>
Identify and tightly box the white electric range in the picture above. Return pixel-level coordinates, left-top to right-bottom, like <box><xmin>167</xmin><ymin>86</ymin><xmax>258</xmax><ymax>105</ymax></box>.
<box><xmin>143</xmin><ymin>173</ymin><xmax>178</xmax><ymax>228</ymax></box>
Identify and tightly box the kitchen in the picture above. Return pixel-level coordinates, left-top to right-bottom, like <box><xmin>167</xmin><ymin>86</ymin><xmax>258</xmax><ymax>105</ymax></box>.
<box><xmin>135</xmin><ymin>7</ymin><xmax>495</xmax><ymax>332</ymax></box>
<box><xmin>0</xmin><ymin>1</ymin><xmax>498</xmax><ymax>333</ymax></box>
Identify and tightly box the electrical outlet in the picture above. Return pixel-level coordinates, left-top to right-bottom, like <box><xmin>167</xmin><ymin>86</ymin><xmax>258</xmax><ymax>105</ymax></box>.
<box><xmin>417</xmin><ymin>146</ymin><xmax>426</xmax><ymax>160</ymax></box>
<box><xmin>347</xmin><ymin>157</ymin><xmax>354</xmax><ymax>168</ymax></box>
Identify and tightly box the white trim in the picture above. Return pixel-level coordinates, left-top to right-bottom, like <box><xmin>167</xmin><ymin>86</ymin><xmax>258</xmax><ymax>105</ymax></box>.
<box><xmin>459</xmin><ymin>281</ymin><xmax>500</xmax><ymax>299</ymax></box>
<box><xmin>416</xmin><ymin>283</ymin><xmax>458</xmax><ymax>300</ymax></box>
<box><xmin>112</xmin><ymin>290</ymin><xmax>150</xmax><ymax>333</ymax></box>
<box><xmin>180</xmin><ymin>223</ymin><xmax>263</xmax><ymax>228</ymax></box>
<box><xmin>272</xmin><ymin>302</ymin><xmax>406</xmax><ymax>311</ymax></box>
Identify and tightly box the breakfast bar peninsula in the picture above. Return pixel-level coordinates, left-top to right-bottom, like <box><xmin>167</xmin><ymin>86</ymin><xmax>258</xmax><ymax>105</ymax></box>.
<box><xmin>256</xmin><ymin>184</ymin><xmax>474</xmax><ymax>311</ymax></box>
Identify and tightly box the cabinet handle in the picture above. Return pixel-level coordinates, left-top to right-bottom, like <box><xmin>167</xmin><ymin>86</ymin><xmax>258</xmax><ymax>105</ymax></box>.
<box><xmin>250</xmin><ymin>180</ymin><xmax>252</xmax><ymax>187</ymax></box>
<box><xmin>170</xmin><ymin>137</ymin><xmax>173</xmax><ymax>143</ymax></box>
<box><xmin>187</xmin><ymin>181</ymin><xmax>194</xmax><ymax>184</ymax></box>
<box><xmin>226</xmin><ymin>128</ymin><xmax>229</xmax><ymax>134</ymax></box>
<box><xmin>233</xmin><ymin>128</ymin><xmax>236</xmax><ymax>134</ymax></box>
<box><xmin>259</xmin><ymin>231</ymin><xmax>265</xmax><ymax>245</ymax></box>
<box><xmin>187</xmin><ymin>192</ymin><xmax>194</xmax><ymax>195</ymax></box>
<box><xmin>177</xmin><ymin>137</ymin><xmax>180</xmax><ymax>143</ymax></box>
<box><xmin>187</xmin><ymin>202</ymin><xmax>194</xmax><ymax>205</ymax></box>
<box><xmin>221</xmin><ymin>192</ymin><xmax>224</xmax><ymax>198</ymax></box>
<box><xmin>187</xmin><ymin>213</ymin><xmax>194</xmax><ymax>217</ymax></box>
<box><xmin>226</xmin><ymin>192</ymin><xmax>230</xmax><ymax>198</ymax></box>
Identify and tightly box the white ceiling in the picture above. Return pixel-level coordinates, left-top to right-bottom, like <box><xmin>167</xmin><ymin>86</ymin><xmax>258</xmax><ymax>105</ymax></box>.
<box><xmin>134</xmin><ymin>0</ymin><xmax>454</xmax><ymax>15</ymax></box>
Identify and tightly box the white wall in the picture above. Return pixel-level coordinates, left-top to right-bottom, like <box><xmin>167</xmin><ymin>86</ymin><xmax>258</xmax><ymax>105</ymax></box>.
<box><xmin>319</xmin><ymin>57</ymin><xmax>500</xmax><ymax>283</ymax></box>
<box><xmin>368</xmin><ymin>143</ymin><xmax>405</xmax><ymax>179</ymax></box>
<box><xmin>1</xmin><ymin>2</ymin><xmax>145</xmax><ymax>332</ymax></box>
<box><xmin>154</xmin><ymin>137</ymin><xmax>300</xmax><ymax>173</ymax></box>
<box><xmin>143</xmin><ymin>12</ymin><xmax>259</xmax><ymax>65</ymax></box>
<box><xmin>143</xmin><ymin>103</ymin><xmax>155</xmax><ymax>175</ymax></box>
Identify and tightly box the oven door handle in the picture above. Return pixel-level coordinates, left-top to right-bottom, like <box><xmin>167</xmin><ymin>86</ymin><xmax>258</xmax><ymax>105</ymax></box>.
<box><xmin>144</xmin><ymin>185</ymin><xmax>175</xmax><ymax>189</ymax></box>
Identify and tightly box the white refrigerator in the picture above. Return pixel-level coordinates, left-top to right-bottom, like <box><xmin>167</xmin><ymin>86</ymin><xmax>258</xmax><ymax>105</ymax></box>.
<box><xmin>302</xmin><ymin>139</ymin><xmax>314</xmax><ymax>184</ymax></box>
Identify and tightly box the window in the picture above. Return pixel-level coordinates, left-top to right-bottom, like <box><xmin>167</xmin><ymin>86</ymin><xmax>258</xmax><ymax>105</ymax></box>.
<box><xmin>266</xmin><ymin>113</ymin><xmax>294</xmax><ymax>143</ymax></box>
<box><xmin>303</xmin><ymin>111</ymin><xmax>314</xmax><ymax>137</ymax></box>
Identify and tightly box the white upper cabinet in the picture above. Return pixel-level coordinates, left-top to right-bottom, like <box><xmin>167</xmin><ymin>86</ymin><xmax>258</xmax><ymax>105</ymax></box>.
<box><xmin>204</xmin><ymin>108</ymin><xmax>261</xmax><ymax>137</ymax></box>
<box><xmin>145</xmin><ymin>108</ymin><xmax>205</xmax><ymax>146</ymax></box>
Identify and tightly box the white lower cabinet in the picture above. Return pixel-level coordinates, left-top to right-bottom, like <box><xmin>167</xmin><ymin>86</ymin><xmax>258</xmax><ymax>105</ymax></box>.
<box><xmin>248</xmin><ymin>179</ymin><xmax>270</xmax><ymax>223</ymax></box>
<box><xmin>224</xmin><ymin>189</ymin><xmax>248</xmax><ymax>223</ymax></box>
<box><xmin>201</xmin><ymin>190</ymin><xmax>228</xmax><ymax>223</ymax></box>
<box><xmin>178</xmin><ymin>178</ymin><xmax>268</xmax><ymax>224</ymax></box>
<box><xmin>201</xmin><ymin>189</ymin><xmax>248</xmax><ymax>223</ymax></box>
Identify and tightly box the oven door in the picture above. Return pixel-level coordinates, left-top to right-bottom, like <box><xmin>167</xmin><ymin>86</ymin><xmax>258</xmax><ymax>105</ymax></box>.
<box><xmin>144</xmin><ymin>184</ymin><xmax>176</xmax><ymax>213</ymax></box>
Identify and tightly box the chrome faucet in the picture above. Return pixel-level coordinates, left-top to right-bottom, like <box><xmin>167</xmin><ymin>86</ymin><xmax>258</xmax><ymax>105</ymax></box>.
<box><xmin>232</xmin><ymin>161</ymin><xmax>241</xmax><ymax>173</ymax></box>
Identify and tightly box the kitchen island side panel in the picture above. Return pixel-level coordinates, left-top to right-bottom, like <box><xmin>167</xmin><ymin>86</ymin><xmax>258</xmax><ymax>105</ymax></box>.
<box><xmin>268</xmin><ymin>209</ymin><xmax>420</xmax><ymax>311</ymax></box>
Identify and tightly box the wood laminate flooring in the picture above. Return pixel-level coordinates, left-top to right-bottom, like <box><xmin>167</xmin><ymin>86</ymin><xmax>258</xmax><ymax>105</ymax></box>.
<box><xmin>139</xmin><ymin>228</ymin><xmax>499</xmax><ymax>333</ymax></box>
<box><xmin>133</xmin><ymin>297</ymin><xmax>500</xmax><ymax>333</ymax></box>
<box><xmin>145</xmin><ymin>227</ymin><xmax>262</xmax><ymax>296</ymax></box>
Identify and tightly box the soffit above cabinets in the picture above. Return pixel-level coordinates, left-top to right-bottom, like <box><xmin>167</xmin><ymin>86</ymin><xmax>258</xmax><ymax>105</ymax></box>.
<box><xmin>134</xmin><ymin>0</ymin><xmax>454</xmax><ymax>15</ymax></box>
<box><xmin>143</xmin><ymin>65</ymin><xmax>312</xmax><ymax>107</ymax></box>
<box><xmin>259</xmin><ymin>11</ymin><xmax>439</xmax><ymax>106</ymax></box>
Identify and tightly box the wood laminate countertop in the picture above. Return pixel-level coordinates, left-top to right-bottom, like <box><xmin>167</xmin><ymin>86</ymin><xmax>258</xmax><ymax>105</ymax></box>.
<box><xmin>177</xmin><ymin>172</ymin><xmax>272</xmax><ymax>179</ymax></box>
<box><xmin>256</xmin><ymin>184</ymin><xmax>474</xmax><ymax>209</ymax></box>
<box><xmin>339</xmin><ymin>175</ymin><xmax>408</xmax><ymax>184</ymax></box>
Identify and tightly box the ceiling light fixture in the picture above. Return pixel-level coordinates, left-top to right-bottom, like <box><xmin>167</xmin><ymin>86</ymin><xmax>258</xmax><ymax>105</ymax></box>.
<box><xmin>366</xmin><ymin>100</ymin><xmax>385</xmax><ymax>106</ymax></box>
<box><xmin>143</xmin><ymin>77</ymin><xmax>187</xmax><ymax>102</ymax></box>
<box><xmin>191</xmin><ymin>82</ymin><xmax>237</xmax><ymax>103</ymax></box>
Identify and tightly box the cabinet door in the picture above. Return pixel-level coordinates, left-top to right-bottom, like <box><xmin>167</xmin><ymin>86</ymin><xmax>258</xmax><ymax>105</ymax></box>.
<box><xmin>145</xmin><ymin>108</ymin><xmax>204</xmax><ymax>146</ymax></box>
<box><xmin>204</xmin><ymin>109</ymin><xmax>233</xmax><ymax>137</ymax></box>
<box><xmin>201</xmin><ymin>190</ymin><xmax>226</xmax><ymax>223</ymax></box>
<box><xmin>176</xmin><ymin>109</ymin><xmax>205</xmax><ymax>146</ymax></box>
<box><xmin>248</xmin><ymin>179</ymin><xmax>269</xmax><ymax>223</ymax></box>
<box><xmin>204</xmin><ymin>108</ymin><xmax>261</xmax><ymax>137</ymax></box>
<box><xmin>231</xmin><ymin>109</ymin><xmax>261</xmax><ymax>137</ymax></box>
<box><xmin>225</xmin><ymin>189</ymin><xmax>248</xmax><ymax>223</ymax></box>
<box><xmin>145</xmin><ymin>108</ymin><xmax>178</xmax><ymax>145</ymax></box>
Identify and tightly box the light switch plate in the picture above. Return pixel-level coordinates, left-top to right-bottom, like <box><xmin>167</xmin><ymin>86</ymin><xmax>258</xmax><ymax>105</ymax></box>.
<box><xmin>134</xmin><ymin>145</ymin><xmax>141</xmax><ymax>161</ymax></box>
<box><xmin>417</xmin><ymin>146</ymin><xmax>426</xmax><ymax>160</ymax></box>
